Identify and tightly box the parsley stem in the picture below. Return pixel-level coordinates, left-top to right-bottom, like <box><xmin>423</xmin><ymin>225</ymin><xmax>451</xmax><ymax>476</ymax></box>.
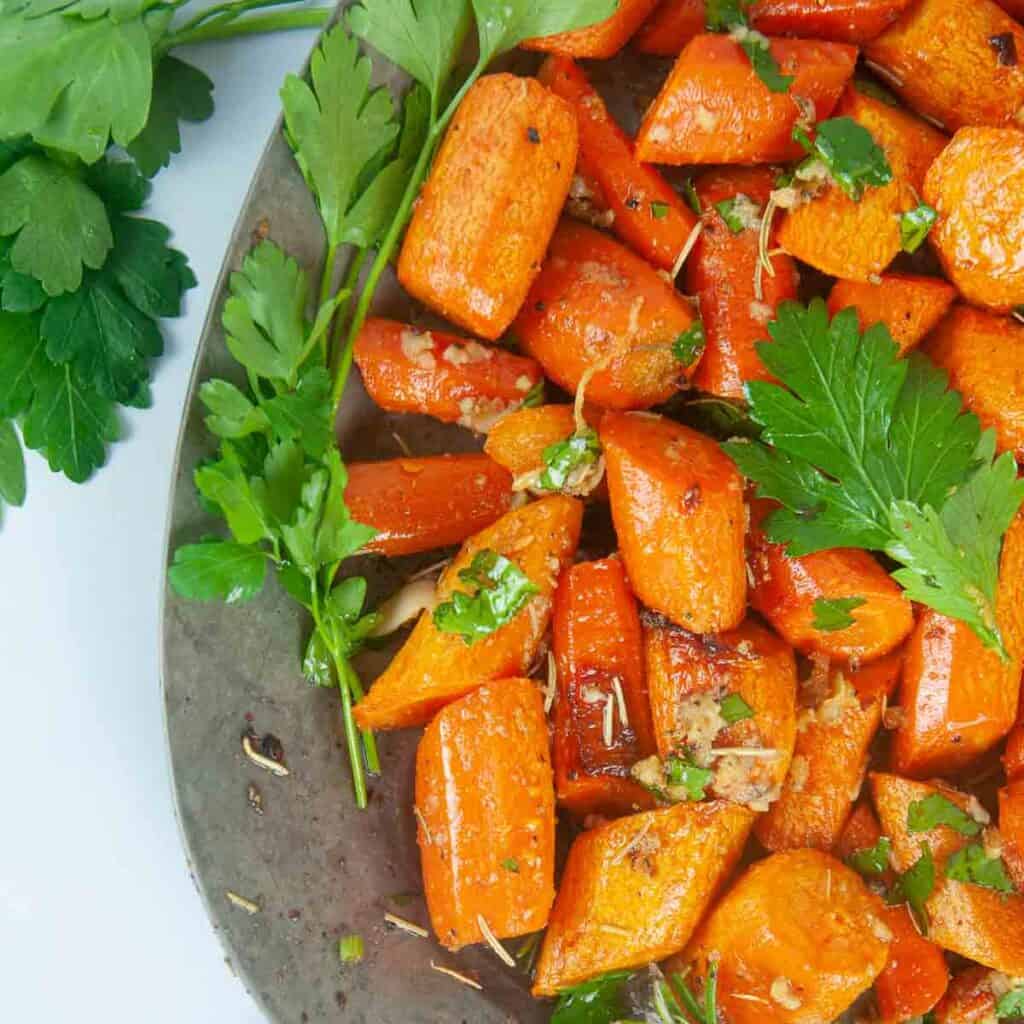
<box><xmin>327</xmin><ymin>247</ymin><xmax>367</xmax><ymax>382</ymax></box>
<box><xmin>332</xmin><ymin>645</ymin><xmax>368</xmax><ymax>810</ymax></box>
<box><xmin>342</xmin><ymin>659</ymin><xmax>380</xmax><ymax>774</ymax></box>
<box><xmin>318</xmin><ymin>242</ymin><xmax>339</xmax><ymax>361</ymax></box>
<box><xmin>160</xmin><ymin>6</ymin><xmax>330</xmax><ymax>50</ymax></box>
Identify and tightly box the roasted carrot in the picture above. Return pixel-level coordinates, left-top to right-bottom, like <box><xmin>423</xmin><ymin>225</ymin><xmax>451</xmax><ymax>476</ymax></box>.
<box><xmin>749</xmin><ymin>0</ymin><xmax>917</xmax><ymax>43</ymax></box>
<box><xmin>353</xmin><ymin>495</ymin><xmax>582</xmax><ymax>730</ymax></box>
<box><xmin>865</xmin><ymin>0</ymin><xmax>1024</xmax><ymax>132</ymax></box>
<box><xmin>748</xmin><ymin>499</ymin><xmax>914</xmax><ymax>663</ymax></box>
<box><xmin>681</xmin><ymin>850</ymin><xmax>890</xmax><ymax>1024</ymax></box>
<box><xmin>601</xmin><ymin>412</ymin><xmax>746</xmax><ymax>632</ymax></box>
<box><xmin>634</xmin><ymin>35</ymin><xmax>857</xmax><ymax>166</ymax></box>
<box><xmin>537</xmin><ymin>56</ymin><xmax>698</xmax><ymax>272</ymax></box>
<box><xmin>999</xmin><ymin>779</ymin><xmax>1024</xmax><ymax>891</ymax></box>
<box><xmin>353</xmin><ymin>318</ymin><xmax>543</xmax><ymax>431</ymax></box>
<box><xmin>632</xmin><ymin>0</ymin><xmax>705</xmax><ymax>55</ymax></box>
<box><xmin>532</xmin><ymin>800</ymin><xmax>755</xmax><ymax>995</ymax></box>
<box><xmin>1005</xmin><ymin>725</ymin><xmax>1024</xmax><ymax>783</ymax></box>
<box><xmin>345</xmin><ymin>455</ymin><xmax>512</xmax><ymax>558</ymax></box>
<box><xmin>644</xmin><ymin>617</ymin><xmax>797</xmax><ymax>808</ymax></box>
<box><xmin>827</xmin><ymin>273</ymin><xmax>956</xmax><ymax>356</ymax></box>
<box><xmin>778</xmin><ymin>86</ymin><xmax>947</xmax><ymax>281</ymax></box>
<box><xmin>994</xmin><ymin>0</ymin><xmax>1024</xmax><ymax>19</ymax></box>
<box><xmin>834</xmin><ymin>799</ymin><xmax>890</xmax><ymax>867</ymax></box>
<box><xmin>397</xmin><ymin>74</ymin><xmax>577</xmax><ymax>340</ymax></box>
<box><xmin>552</xmin><ymin>556</ymin><xmax>656</xmax><ymax>818</ymax></box>
<box><xmin>923</xmin><ymin>129</ymin><xmax>1024</xmax><ymax>312</ymax></box>
<box><xmin>514</xmin><ymin>221</ymin><xmax>700</xmax><ymax>410</ymax></box>
<box><xmin>522</xmin><ymin>0</ymin><xmax>661</xmax><ymax>58</ymax></box>
<box><xmin>875</xmin><ymin>903</ymin><xmax>950</xmax><ymax>1023</ymax></box>
<box><xmin>484</xmin><ymin>404</ymin><xmax>577</xmax><ymax>479</ymax></box>
<box><xmin>922</xmin><ymin>307</ymin><xmax>1024</xmax><ymax>460</ymax></box>
<box><xmin>933</xmin><ymin>967</ymin><xmax>1001</xmax><ymax>1024</ymax></box>
<box><xmin>416</xmin><ymin>679</ymin><xmax>555</xmax><ymax>949</ymax></box>
<box><xmin>684</xmin><ymin>168</ymin><xmax>799</xmax><ymax>400</ymax></box>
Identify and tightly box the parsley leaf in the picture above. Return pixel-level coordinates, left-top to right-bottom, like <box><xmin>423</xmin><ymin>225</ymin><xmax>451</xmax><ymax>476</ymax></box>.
<box><xmin>847</xmin><ymin>836</ymin><xmax>892</xmax><ymax>878</ymax></box>
<box><xmin>0</xmin><ymin>236</ymin><xmax>47</xmax><ymax>313</ymax></box>
<box><xmin>794</xmin><ymin>117</ymin><xmax>893</xmax><ymax>201</ymax></box>
<box><xmin>715</xmin><ymin>196</ymin><xmax>752</xmax><ymax>233</ymax></box>
<box><xmin>650</xmin><ymin>201</ymin><xmax>669</xmax><ymax>220</ymax></box>
<box><xmin>472</xmin><ymin>0</ymin><xmax>618</xmax><ymax>64</ymax></box>
<box><xmin>502</xmin><ymin>857</ymin><xmax>520</xmax><ymax>873</ymax></box>
<box><xmin>633</xmin><ymin>754</ymin><xmax>713</xmax><ymax>802</ymax></box>
<box><xmin>900</xmin><ymin>203</ymin><xmax>938</xmax><ymax>254</ymax></box>
<box><xmin>433</xmin><ymin>549</ymin><xmax>539</xmax><ymax>645</ymax></box>
<box><xmin>945</xmin><ymin>843</ymin><xmax>1015</xmax><ymax>894</ymax></box>
<box><xmin>811</xmin><ymin>596</ymin><xmax>866</xmax><ymax>632</ymax></box>
<box><xmin>737</xmin><ymin>30</ymin><xmax>793</xmax><ymax>94</ymax></box>
<box><xmin>719</xmin><ymin>692</ymin><xmax>754</xmax><ymax>723</ymax></box>
<box><xmin>997</xmin><ymin>988</ymin><xmax>1024</xmax><ymax>1019</ymax></box>
<box><xmin>540</xmin><ymin>428</ymin><xmax>601</xmax><ymax>492</ymax></box>
<box><xmin>907</xmin><ymin>793</ymin><xmax>983</xmax><ymax>837</ymax></box>
<box><xmin>681</xmin><ymin>176</ymin><xmax>702</xmax><ymax>214</ymax></box>
<box><xmin>262</xmin><ymin>367</ymin><xmax>334</xmax><ymax>458</ymax></box>
<box><xmin>0</xmin><ymin>419</ymin><xmax>27</xmax><ymax>510</ymax></box>
<box><xmin>551</xmin><ymin>970</ymin><xmax>632</xmax><ymax>1024</ymax></box>
<box><xmin>195</xmin><ymin>444</ymin><xmax>274</xmax><ymax>546</ymax></box>
<box><xmin>167</xmin><ymin>538</ymin><xmax>267</xmax><ymax>604</ymax></box>
<box><xmin>705</xmin><ymin>0</ymin><xmax>750</xmax><ymax>31</ymax></box>
<box><xmin>886</xmin><ymin>843</ymin><xmax>935</xmax><ymax>934</ymax></box>
<box><xmin>0</xmin><ymin>311</ymin><xmax>46</xmax><ymax>418</ymax></box>
<box><xmin>673</xmin><ymin>322</ymin><xmax>705</xmax><ymax>366</ymax></box>
<box><xmin>677</xmin><ymin>397</ymin><xmax>762</xmax><ymax>441</ymax></box>
<box><xmin>665</xmin><ymin>755</ymin><xmax>714</xmax><ymax>800</ymax></box>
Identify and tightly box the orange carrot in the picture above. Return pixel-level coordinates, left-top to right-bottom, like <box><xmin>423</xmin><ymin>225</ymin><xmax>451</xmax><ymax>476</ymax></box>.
<box><xmin>634</xmin><ymin>34</ymin><xmax>857</xmax><ymax>165</ymax></box>
<box><xmin>522</xmin><ymin>0</ymin><xmax>661</xmax><ymax>58</ymax></box>
<box><xmin>532</xmin><ymin>800</ymin><xmax>755</xmax><ymax>994</ymax></box>
<box><xmin>484</xmin><ymin>404</ymin><xmax>578</xmax><ymax>478</ymax></box>
<box><xmin>632</xmin><ymin>0</ymin><xmax>705</xmax><ymax>55</ymax></box>
<box><xmin>1005</xmin><ymin>725</ymin><xmax>1024</xmax><ymax>783</ymax></box>
<box><xmin>601</xmin><ymin>412</ymin><xmax>746</xmax><ymax>632</ymax></box>
<box><xmin>750</xmin><ymin>0</ymin><xmax>915</xmax><ymax>42</ymax></box>
<box><xmin>827</xmin><ymin>273</ymin><xmax>956</xmax><ymax>356</ymax></box>
<box><xmin>875</xmin><ymin>903</ymin><xmax>949</xmax><ymax>1023</ymax></box>
<box><xmin>353</xmin><ymin>495</ymin><xmax>582</xmax><ymax>730</ymax></box>
<box><xmin>999</xmin><ymin>779</ymin><xmax>1024</xmax><ymax>891</ymax></box>
<box><xmin>537</xmin><ymin>55</ymin><xmax>698</xmax><ymax>272</ymax></box>
<box><xmin>345</xmin><ymin>455</ymin><xmax>512</xmax><ymax>558</ymax></box>
<box><xmin>994</xmin><ymin>0</ymin><xmax>1024</xmax><ymax>19</ymax></box>
<box><xmin>835</xmin><ymin>799</ymin><xmax>889</xmax><ymax>867</ymax></box>
<box><xmin>933</xmin><ymin>967</ymin><xmax>1001</xmax><ymax>1024</ymax></box>
<box><xmin>514</xmin><ymin>221</ymin><xmax>700</xmax><ymax>410</ymax></box>
<box><xmin>397</xmin><ymin>74</ymin><xmax>577</xmax><ymax>340</ymax></box>
<box><xmin>416</xmin><ymin>679</ymin><xmax>555</xmax><ymax>949</ymax></box>
<box><xmin>552</xmin><ymin>556</ymin><xmax>656</xmax><ymax>817</ymax></box>
<box><xmin>684</xmin><ymin>168</ymin><xmax>799</xmax><ymax>399</ymax></box>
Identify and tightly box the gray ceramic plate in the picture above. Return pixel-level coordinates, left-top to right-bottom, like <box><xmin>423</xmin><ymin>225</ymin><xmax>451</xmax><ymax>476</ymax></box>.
<box><xmin>161</xmin><ymin>18</ymin><xmax>666</xmax><ymax>1023</ymax></box>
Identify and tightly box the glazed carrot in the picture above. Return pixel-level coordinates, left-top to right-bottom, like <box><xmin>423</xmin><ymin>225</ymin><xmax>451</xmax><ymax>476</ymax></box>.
<box><xmin>634</xmin><ymin>35</ymin><xmax>857</xmax><ymax>165</ymax></box>
<box><xmin>552</xmin><ymin>556</ymin><xmax>656</xmax><ymax>818</ymax></box>
<box><xmin>345</xmin><ymin>455</ymin><xmax>512</xmax><ymax>558</ymax></box>
<box><xmin>865</xmin><ymin>0</ymin><xmax>1024</xmax><ymax>132</ymax></box>
<box><xmin>1005</xmin><ymin>725</ymin><xmax>1024</xmax><ymax>783</ymax></box>
<box><xmin>484</xmin><ymin>405</ymin><xmax>577</xmax><ymax>479</ymax></box>
<box><xmin>514</xmin><ymin>221</ymin><xmax>700</xmax><ymax>410</ymax></box>
<box><xmin>532</xmin><ymin>800</ymin><xmax>755</xmax><ymax>994</ymax></box>
<box><xmin>684</xmin><ymin>168</ymin><xmax>799</xmax><ymax>400</ymax></box>
<box><xmin>891</xmin><ymin>509</ymin><xmax>1024</xmax><ymax>777</ymax></box>
<box><xmin>522</xmin><ymin>0</ymin><xmax>661</xmax><ymax>58</ymax></box>
<box><xmin>933</xmin><ymin>967</ymin><xmax>1000</xmax><ymax>1024</ymax></box>
<box><xmin>632</xmin><ymin>0</ymin><xmax>705</xmax><ymax>55</ymax></box>
<box><xmin>994</xmin><ymin>0</ymin><xmax>1024</xmax><ymax>18</ymax></box>
<box><xmin>416</xmin><ymin>679</ymin><xmax>555</xmax><ymax>949</ymax></box>
<box><xmin>999</xmin><ymin>779</ymin><xmax>1024</xmax><ymax>891</ymax></box>
<box><xmin>827</xmin><ymin>274</ymin><xmax>956</xmax><ymax>356</ymax></box>
<box><xmin>749</xmin><ymin>0</ymin><xmax>916</xmax><ymax>43</ymax></box>
<box><xmin>778</xmin><ymin>86</ymin><xmax>947</xmax><ymax>281</ymax></box>
<box><xmin>875</xmin><ymin>903</ymin><xmax>949</xmax><ymax>1023</ymax></box>
<box><xmin>397</xmin><ymin>74</ymin><xmax>577</xmax><ymax>340</ymax></box>
<box><xmin>748</xmin><ymin>498</ymin><xmax>914</xmax><ymax>662</ymax></box>
<box><xmin>537</xmin><ymin>56</ymin><xmax>698</xmax><ymax>272</ymax></box>
<box><xmin>644</xmin><ymin>617</ymin><xmax>797</xmax><ymax>808</ymax></box>
<box><xmin>682</xmin><ymin>850</ymin><xmax>890</xmax><ymax>1024</ymax></box>
<box><xmin>353</xmin><ymin>495</ymin><xmax>582</xmax><ymax>730</ymax></box>
<box><xmin>353</xmin><ymin>318</ymin><xmax>542</xmax><ymax>431</ymax></box>
<box><xmin>601</xmin><ymin>412</ymin><xmax>746</xmax><ymax>632</ymax></box>
<box><xmin>923</xmin><ymin>129</ymin><xmax>1024</xmax><ymax>312</ymax></box>
<box><xmin>922</xmin><ymin>307</ymin><xmax>1024</xmax><ymax>459</ymax></box>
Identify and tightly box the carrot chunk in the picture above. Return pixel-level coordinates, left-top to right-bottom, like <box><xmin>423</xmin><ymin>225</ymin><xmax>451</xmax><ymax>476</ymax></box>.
<box><xmin>999</xmin><ymin>779</ymin><xmax>1024</xmax><ymax>891</ymax></box>
<box><xmin>353</xmin><ymin>495</ymin><xmax>582</xmax><ymax>730</ymax></box>
<box><xmin>685</xmin><ymin>168</ymin><xmax>799</xmax><ymax>400</ymax></box>
<box><xmin>532</xmin><ymin>800</ymin><xmax>755</xmax><ymax>994</ymax></box>
<box><xmin>875</xmin><ymin>903</ymin><xmax>949</xmax><ymax>1023</ymax></box>
<box><xmin>923</xmin><ymin>129</ymin><xmax>1024</xmax><ymax>312</ymax></box>
<box><xmin>552</xmin><ymin>556</ymin><xmax>656</xmax><ymax>817</ymax></box>
<box><xmin>515</xmin><ymin>221</ymin><xmax>700</xmax><ymax>410</ymax></box>
<box><xmin>345</xmin><ymin>455</ymin><xmax>512</xmax><ymax>558</ymax></box>
<box><xmin>537</xmin><ymin>55</ymin><xmax>698</xmax><ymax>272</ymax></box>
<box><xmin>834</xmin><ymin>799</ymin><xmax>889</xmax><ymax>866</ymax></box>
<box><xmin>994</xmin><ymin>0</ymin><xmax>1024</xmax><ymax>19</ymax></box>
<box><xmin>601</xmin><ymin>412</ymin><xmax>746</xmax><ymax>632</ymax></box>
<box><xmin>416</xmin><ymin>679</ymin><xmax>555</xmax><ymax>949</ymax></box>
<box><xmin>484</xmin><ymin>404</ymin><xmax>577</xmax><ymax>479</ymax></box>
<box><xmin>933</xmin><ymin>967</ymin><xmax>1001</xmax><ymax>1024</ymax></box>
<box><xmin>827</xmin><ymin>273</ymin><xmax>956</xmax><ymax>356</ymax></box>
<box><xmin>750</xmin><ymin>0</ymin><xmax>917</xmax><ymax>43</ymax></box>
<box><xmin>634</xmin><ymin>34</ymin><xmax>857</xmax><ymax>166</ymax></box>
<box><xmin>1005</xmin><ymin>725</ymin><xmax>1024</xmax><ymax>783</ymax></box>
<box><xmin>632</xmin><ymin>0</ymin><xmax>706</xmax><ymax>55</ymax></box>
<box><xmin>522</xmin><ymin>0</ymin><xmax>661</xmax><ymax>58</ymax></box>
<box><xmin>397</xmin><ymin>74</ymin><xmax>577</xmax><ymax>340</ymax></box>
<box><xmin>865</xmin><ymin>0</ymin><xmax>1024</xmax><ymax>132</ymax></box>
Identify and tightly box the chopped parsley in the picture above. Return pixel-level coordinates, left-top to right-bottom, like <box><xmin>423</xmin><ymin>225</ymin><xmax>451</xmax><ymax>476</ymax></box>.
<box><xmin>811</xmin><ymin>596</ymin><xmax>865</xmax><ymax>632</ymax></box>
<box><xmin>338</xmin><ymin>933</ymin><xmax>364</xmax><ymax>963</ymax></box>
<box><xmin>520</xmin><ymin>379</ymin><xmax>545</xmax><ymax>407</ymax></box>
<box><xmin>736</xmin><ymin>29</ymin><xmax>793</xmax><ymax>94</ymax></box>
<box><xmin>705</xmin><ymin>0</ymin><xmax>751</xmax><ymax>32</ymax></box>
<box><xmin>650</xmin><ymin>201</ymin><xmax>670</xmax><ymax>220</ymax></box>
<box><xmin>632</xmin><ymin>754</ymin><xmax>713</xmax><ymax>803</ymax></box>
<box><xmin>501</xmin><ymin>857</ymin><xmax>520</xmax><ymax>873</ymax></box>
<box><xmin>945</xmin><ymin>843</ymin><xmax>1015</xmax><ymax>894</ymax></box>
<box><xmin>997</xmin><ymin>987</ymin><xmax>1024</xmax><ymax>1018</ymax></box>
<box><xmin>551</xmin><ymin>970</ymin><xmax>632</xmax><ymax>1023</ymax></box>
<box><xmin>793</xmin><ymin>117</ymin><xmax>893</xmax><ymax>201</ymax></box>
<box><xmin>886</xmin><ymin>842</ymin><xmax>935</xmax><ymax>934</ymax></box>
<box><xmin>907</xmin><ymin>793</ymin><xmax>982</xmax><ymax>837</ymax></box>
<box><xmin>719</xmin><ymin>692</ymin><xmax>754</xmax><ymax>724</ymax></box>
<box><xmin>900</xmin><ymin>203</ymin><xmax>938</xmax><ymax>253</ymax></box>
<box><xmin>665</xmin><ymin>756</ymin><xmax>713</xmax><ymax>800</ymax></box>
<box><xmin>681</xmin><ymin>176</ymin><xmax>702</xmax><ymax>215</ymax></box>
<box><xmin>539</xmin><ymin>428</ymin><xmax>602</xmax><ymax>493</ymax></box>
<box><xmin>673</xmin><ymin>322</ymin><xmax>706</xmax><ymax>367</ymax></box>
<box><xmin>714</xmin><ymin>194</ymin><xmax>759</xmax><ymax>234</ymax></box>
<box><xmin>847</xmin><ymin>836</ymin><xmax>893</xmax><ymax>878</ymax></box>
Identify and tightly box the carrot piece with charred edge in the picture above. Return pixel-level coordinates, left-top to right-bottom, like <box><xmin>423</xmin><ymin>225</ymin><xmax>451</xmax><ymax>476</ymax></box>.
<box><xmin>778</xmin><ymin>87</ymin><xmax>946</xmax><ymax>281</ymax></box>
<box><xmin>748</xmin><ymin>498</ymin><xmax>914</xmax><ymax>663</ymax></box>
<box><xmin>632</xmin><ymin>0</ymin><xmax>705</xmax><ymax>56</ymax></box>
<box><xmin>514</xmin><ymin>222</ymin><xmax>700</xmax><ymax>411</ymax></box>
<box><xmin>865</xmin><ymin>0</ymin><xmax>1024</xmax><ymax>132</ymax></box>
<box><xmin>397</xmin><ymin>74</ymin><xmax>577</xmax><ymax>341</ymax></box>
<box><xmin>1005</xmin><ymin>726</ymin><xmax>1024</xmax><ymax>783</ymax></box>
<box><xmin>532</xmin><ymin>800</ymin><xmax>755</xmax><ymax>995</ymax></box>
<box><xmin>353</xmin><ymin>495</ymin><xmax>582</xmax><ymax>730</ymax></box>
<box><xmin>522</xmin><ymin>0</ymin><xmax>661</xmax><ymax>58</ymax></box>
<box><xmin>750</xmin><ymin>0</ymin><xmax>916</xmax><ymax>43</ymax></box>
<box><xmin>999</xmin><ymin>779</ymin><xmax>1024</xmax><ymax>891</ymax></box>
<box><xmin>827</xmin><ymin>274</ymin><xmax>956</xmax><ymax>356</ymax></box>
<box><xmin>537</xmin><ymin>56</ymin><xmax>698</xmax><ymax>272</ymax></box>
<box><xmin>634</xmin><ymin>35</ymin><xmax>857</xmax><ymax>166</ymax></box>
<box><xmin>922</xmin><ymin>307</ymin><xmax>1024</xmax><ymax>460</ymax></box>
<box><xmin>679</xmin><ymin>850</ymin><xmax>890</xmax><ymax>1024</ymax></box>
<box><xmin>872</xmin><ymin>772</ymin><xmax>1024</xmax><ymax>974</ymax></box>
<box><xmin>685</xmin><ymin>168</ymin><xmax>799</xmax><ymax>400</ymax></box>
<box><xmin>644</xmin><ymin>617</ymin><xmax>797</xmax><ymax>807</ymax></box>
<box><xmin>552</xmin><ymin>556</ymin><xmax>656</xmax><ymax>818</ymax></box>
<box><xmin>923</xmin><ymin>130</ymin><xmax>1024</xmax><ymax>313</ymax></box>
<box><xmin>601</xmin><ymin>412</ymin><xmax>746</xmax><ymax>632</ymax></box>
<box><xmin>345</xmin><ymin>455</ymin><xmax>512</xmax><ymax>558</ymax></box>
<box><xmin>353</xmin><ymin>318</ymin><xmax>543</xmax><ymax>430</ymax></box>
<box><xmin>933</xmin><ymin>967</ymin><xmax>1001</xmax><ymax>1024</ymax></box>
<box><xmin>875</xmin><ymin>903</ymin><xmax>949</xmax><ymax>1023</ymax></box>
<box><xmin>416</xmin><ymin>679</ymin><xmax>555</xmax><ymax>950</ymax></box>
<box><xmin>891</xmin><ymin>509</ymin><xmax>1024</xmax><ymax>778</ymax></box>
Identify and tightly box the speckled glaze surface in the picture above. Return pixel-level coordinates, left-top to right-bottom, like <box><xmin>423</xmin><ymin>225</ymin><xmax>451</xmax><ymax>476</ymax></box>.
<box><xmin>160</xmin><ymin>22</ymin><xmax>666</xmax><ymax>1023</ymax></box>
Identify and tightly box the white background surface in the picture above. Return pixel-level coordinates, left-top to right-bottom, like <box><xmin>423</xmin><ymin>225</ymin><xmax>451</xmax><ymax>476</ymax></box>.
<box><xmin>0</xmin><ymin>28</ymin><xmax>326</xmax><ymax>1023</ymax></box>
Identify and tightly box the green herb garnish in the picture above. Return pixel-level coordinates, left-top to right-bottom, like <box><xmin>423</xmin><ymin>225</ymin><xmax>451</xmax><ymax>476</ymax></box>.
<box><xmin>658</xmin><ymin>964</ymin><xmax>719</xmax><ymax>1024</ymax></box>
<box><xmin>847</xmin><ymin>836</ymin><xmax>893</xmax><ymax>878</ymax></box>
<box><xmin>719</xmin><ymin>692</ymin><xmax>754</xmax><ymax>724</ymax></box>
<box><xmin>502</xmin><ymin>857</ymin><xmax>520</xmax><ymax>873</ymax></box>
<box><xmin>705</xmin><ymin>0</ymin><xmax>751</xmax><ymax>32</ymax></box>
<box><xmin>900</xmin><ymin>203</ymin><xmax>938</xmax><ymax>253</ymax></box>
<box><xmin>907</xmin><ymin>794</ymin><xmax>982</xmax><ymax>837</ymax></box>
<box><xmin>338</xmin><ymin>934</ymin><xmax>365</xmax><ymax>963</ymax></box>
<box><xmin>997</xmin><ymin>988</ymin><xmax>1024</xmax><ymax>1018</ymax></box>
<box><xmin>886</xmin><ymin>843</ymin><xmax>935</xmax><ymax>934</ymax></box>
<box><xmin>945</xmin><ymin>843</ymin><xmax>1015</xmax><ymax>894</ymax></box>
<box><xmin>521</xmin><ymin>379</ymin><xmax>545</xmax><ymax>407</ymax></box>
<box><xmin>793</xmin><ymin>117</ymin><xmax>893</xmax><ymax>201</ymax></box>
<box><xmin>673</xmin><ymin>322</ymin><xmax>706</xmax><ymax>367</ymax></box>
<box><xmin>540</xmin><ymin>428</ymin><xmax>602</xmax><ymax>493</ymax></box>
<box><xmin>737</xmin><ymin>30</ymin><xmax>793</xmax><ymax>94</ymax></box>
<box><xmin>811</xmin><ymin>596</ymin><xmax>866</xmax><ymax>632</ymax></box>
<box><xmin>714</xmin><ymin>195</ymin><xmax>757</xmax><ymax>234</ymax></box>
<box><xmin>551</xmin><ymin>970</ymin><xmax>633</xmax><ymax>1024</ymax></box>
<box><xmin>650</xmin><ymin>201</ymin><xmax>670</xmax><ymax>220</ymax></box>
<box><xmin>665</xmin><ymin>756</ymin><xmax>714</xmax><ymax>801</ymax></box>
<box><xmin>681</xmin><ymin>177</ymin><xmax>702</xmax><ymax>215</ymax></box>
